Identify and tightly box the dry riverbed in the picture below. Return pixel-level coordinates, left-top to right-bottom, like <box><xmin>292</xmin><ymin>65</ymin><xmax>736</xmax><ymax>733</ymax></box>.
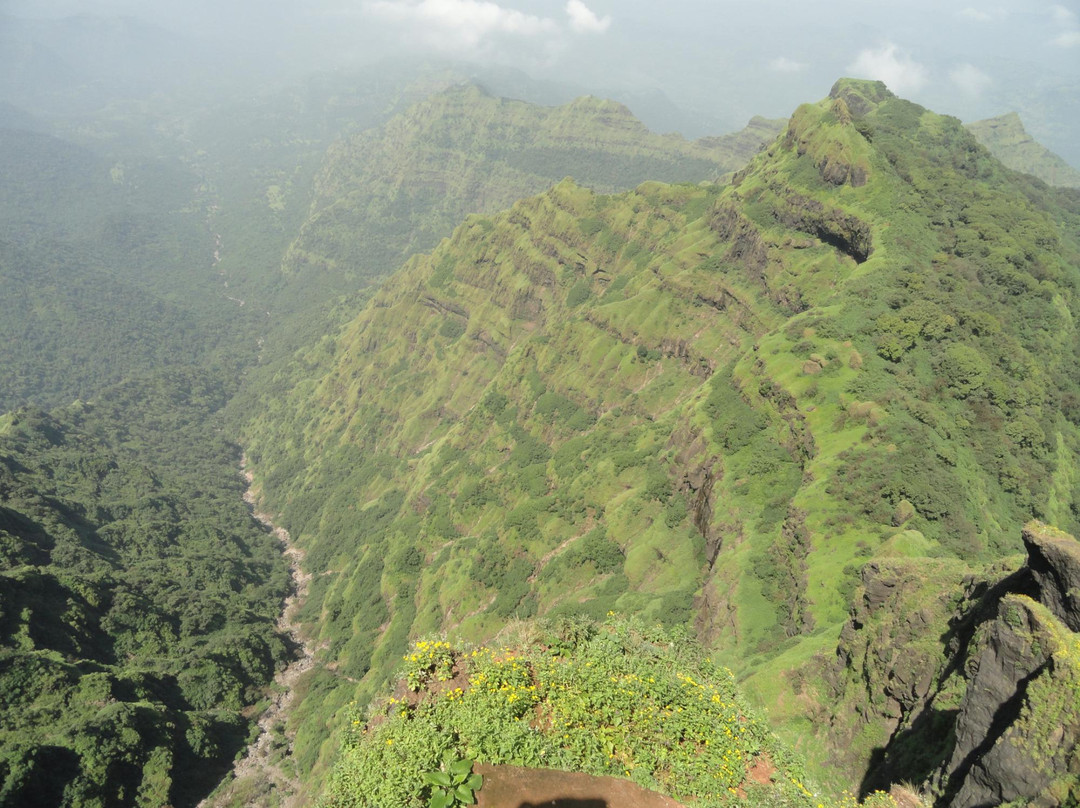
<box><xmin>198</xmin><ymin>464</ymin><xmax>316</xmax><ymax>808</ymax></box>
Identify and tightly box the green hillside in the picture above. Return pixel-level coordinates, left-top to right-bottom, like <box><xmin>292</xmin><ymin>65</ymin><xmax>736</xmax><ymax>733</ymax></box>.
<box><xmin>237</xmin><ymin>78</ymin><xmax>1080</xmax><ymax>798</ymax></box>
<box><xmin>2</xmin><ymin>71</ymin><xmax>789</xmax><ymax>805</ymax></box>
<box><xmin>279</xmin><ymin>83</ymin><xmax>783</xmax><ymax>303</ymax></box>
<box><xmin>967</xmin><ymin>112</ymin><xmax>1080</xmax><ymax>188</ymax></box>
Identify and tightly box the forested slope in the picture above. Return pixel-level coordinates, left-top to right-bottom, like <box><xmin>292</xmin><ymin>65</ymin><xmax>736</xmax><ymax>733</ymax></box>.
<box><xmin>0</xmin><ymin>370</ymin><xmax>291</xmax><ymax>807</ymax></box>
<box><xmin>0</xmin><ymin>128</ymin><xmax>219</xmax><ymax>411</ymax></box>
<box><xmin>238</xmin><ymin>79</ymin><xmax>1080</xmax><ymax>799</ymax></box>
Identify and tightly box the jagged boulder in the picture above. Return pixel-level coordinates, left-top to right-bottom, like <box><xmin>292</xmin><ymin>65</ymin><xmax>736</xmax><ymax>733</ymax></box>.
<box><xmin>824</xmin><ymin>558</ymin><xmax>970</xmax><ymax>782</ymax></box>
<box><xmin>1023</xmin><ymin>521</ymin><xmax>1080</xmax><ymax>632</ymax></box>
<box><xmin>943</xmin><ymin>595</ymin><xmax>1074</xmax><ymax>808</ymax></box>
<box><xmin>819</xmin><ymin>524</ymin><xmax>1080</xmax><ymax>806</ymax></box>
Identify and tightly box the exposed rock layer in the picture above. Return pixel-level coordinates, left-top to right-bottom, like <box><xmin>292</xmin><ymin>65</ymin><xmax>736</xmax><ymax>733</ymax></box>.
<box><xmin>824</xmin><ymin>522</ymin><xmax>1080</xmax><ymax>807</ymax></box>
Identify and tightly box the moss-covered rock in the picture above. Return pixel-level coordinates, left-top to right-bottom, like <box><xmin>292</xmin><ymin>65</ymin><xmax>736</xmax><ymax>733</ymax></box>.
<box><xmin>817</xmin><ymin>523</ymin><xmax>1080</xmax><ymax>806</ymax></box>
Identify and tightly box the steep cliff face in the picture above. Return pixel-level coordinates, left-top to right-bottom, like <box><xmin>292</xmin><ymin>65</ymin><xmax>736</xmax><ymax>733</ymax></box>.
<box><xmin>821</xmin><ymin>522</ymin><xmax>1080</xmax><ymax>806</ymax></box>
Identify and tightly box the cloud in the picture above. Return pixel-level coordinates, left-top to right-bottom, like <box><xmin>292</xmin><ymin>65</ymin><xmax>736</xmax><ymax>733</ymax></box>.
<box><xmin>949</xmin><ymin>63</ymin><xmax>992</xmax><ymax>95</ymax></box>
<box><xmin>769</xmin><ymin>56</ymin><xmax>805</xmax><ymax>73</ymax></box>
<box><xmin>847</xmin><ymin>43</ymin><xmax>929</xmax><ymax>95</ymax></box>
<box><xmin>957</xmin><ymin>6</ymin><xmax>1006</xmax><ymax>22</ymax></box>
<box><xmin>1050</xmin><ymin>4</ymin><xmax>1077</xmax><ymax>25</ymax></box>
<box><xmin>1049</xmin><ymin>4</ymin><xmax>1080</xmax><ymax>46</ymax></box>
<box><xmin>565</xmin><ymin>0</ymin><xmax>610</xmax><ymax>34</ymax></box>
<box><xmin>364</xmin><ymin>0</ymin><xmax>558</xmax><ymax>51</ymax></box>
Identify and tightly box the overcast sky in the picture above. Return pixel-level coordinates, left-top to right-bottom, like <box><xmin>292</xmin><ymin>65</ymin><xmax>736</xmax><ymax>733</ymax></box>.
<box><xmin>4</xmin><ymin>0</ymin><xmax>1078</xmax><ymax>156</ymax></box>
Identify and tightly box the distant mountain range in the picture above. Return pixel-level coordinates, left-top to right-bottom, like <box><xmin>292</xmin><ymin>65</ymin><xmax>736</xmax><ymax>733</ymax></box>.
<box><xmin>967</xmin><ymin>111</ymin><xmax>1080</xmax><ymax>188</ymax></box>
<box><xmin>278</xmin><ymin>82</ymin><xmax>784</xmax><ymax>305</ymax></box>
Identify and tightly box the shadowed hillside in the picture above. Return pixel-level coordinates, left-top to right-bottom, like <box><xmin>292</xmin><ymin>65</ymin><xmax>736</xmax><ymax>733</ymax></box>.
<box><xmin>0</xmin><ymin>371</ymin><xmax>291</xmax><ymax>807</ymax></box>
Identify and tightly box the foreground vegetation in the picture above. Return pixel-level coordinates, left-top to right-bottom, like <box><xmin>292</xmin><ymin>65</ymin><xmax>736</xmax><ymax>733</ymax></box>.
<box><xmin>326</xmin><ymin>616</ymin><xmax>897</xmax><ymax>808</ymax></box>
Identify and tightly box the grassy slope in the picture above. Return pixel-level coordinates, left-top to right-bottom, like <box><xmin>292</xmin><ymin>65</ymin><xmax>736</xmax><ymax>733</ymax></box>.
<box><xmin>279</xmin><ymin>83</ymin><xmax>783</xmax><ymax>301</ymax></box>
<box><xmin>967</xmin><ymin>112</ymin><xmax>1080</xmax><ymax>189</ymax></box>
<box><xmin>238</xmin><ymin>79</ymin><xmax>1080</xmax><ymax>794</ymax></box>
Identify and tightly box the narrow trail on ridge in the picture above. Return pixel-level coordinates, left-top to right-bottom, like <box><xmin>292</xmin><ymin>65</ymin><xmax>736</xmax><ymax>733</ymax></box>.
<box><xmin>198</xmin><ymin>459</ymin><xmax>317</xmax><ymax>808</ymax></box>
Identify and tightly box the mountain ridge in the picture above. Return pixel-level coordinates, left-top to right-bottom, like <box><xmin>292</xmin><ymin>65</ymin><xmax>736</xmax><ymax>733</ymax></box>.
<box><xmin>4</xmin><ymin>70</ymin><xmax>1080</xmax><ymax>806</ymax></box>
<box><xmin>278</xmin><ymin>82</ymin><xmax>785</xmax><ymax>304</ymax></box>
<box><xmin>237</xmin><ymin>77</ymin><xmax>1080</xmax><ymax>801</ymax></box>
<box><xmin>967</xmin><ymin>111</ymin><xmax>1080</xmax><ymax>188</ymax></box>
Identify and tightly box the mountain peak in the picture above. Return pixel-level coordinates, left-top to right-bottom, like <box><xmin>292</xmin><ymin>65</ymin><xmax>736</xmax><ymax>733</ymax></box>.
<box><xmin>565</xmin><ymin>94</ymin><xmax>637</xmax><ymax>117</ymax></box>
<box><xmin>828</xmin><ymin>77</ymin><xmax>895</xmax><ymax>117</ymax></box>
<box><xmin>770</xmin><ymin>81</ymin><xmax>882</xmax><ymax>188</ymax></box>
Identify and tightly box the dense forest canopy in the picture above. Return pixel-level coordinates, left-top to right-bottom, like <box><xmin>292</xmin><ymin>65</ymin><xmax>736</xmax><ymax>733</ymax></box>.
<box><xmin>0</xmin><ymin>370</ymin><xmax>290</xmax><ymax>805</ymax></box>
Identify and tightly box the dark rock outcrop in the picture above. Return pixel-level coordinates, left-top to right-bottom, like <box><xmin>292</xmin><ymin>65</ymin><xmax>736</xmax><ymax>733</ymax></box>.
<box><xmin>1023</xmin><ymin>522</ymin><xmax>1080</xmax><ymax>632</ymax></box>
<box><xmin>944</xmin><ymin>596</ymin><xmax>1059</xmax><ymax>808</ymax></box>
<box><xmin>708</xmin><ymin>202</ymin><xmax>768</xmax><ymax>276</ymax></box>
<box><xmin>773</xmin><ymin>190</ymin><xmax>873</xmax><ymax>264</ymax></box>
<box><xmin>822</xmin><ymin>522</ymin><xmax>1080</xmax><ymax>807</ymax></box>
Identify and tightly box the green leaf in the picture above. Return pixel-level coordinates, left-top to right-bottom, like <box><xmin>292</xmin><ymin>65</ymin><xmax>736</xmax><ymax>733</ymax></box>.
<box><xmin>454</xmin><ymin>785</ymin><xmax>475</xmax><ymax>805</ymax></box>
<box><xmin>423</xmin><ymin>771</ymin><xmax>453</xmax><ymax>787</ymax></box>
<box><xmin>428</xmin><ymin>791</ymin><xmax>453</xmax><ymax>808</ymax></box>
<box><xmin>448</xmin><ymin>758</ymin><xmax>474</xmax><ymax>779</ymax></box>
<box><xmin>465</xmin><ymin>773</ymin><xmax>483</xmax><ymax>791</ymax></box>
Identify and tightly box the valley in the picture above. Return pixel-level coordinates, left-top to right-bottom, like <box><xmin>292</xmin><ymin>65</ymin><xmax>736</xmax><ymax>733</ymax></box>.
<box><xmin>1</xmin><ymin>20</ymin><xmax>1080</xmax><ymax>808</ymax></box>
<box><xmin>197</xmin><ymin>465</ymin><xmax>315</xmax><ymax>808</ymax></box>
